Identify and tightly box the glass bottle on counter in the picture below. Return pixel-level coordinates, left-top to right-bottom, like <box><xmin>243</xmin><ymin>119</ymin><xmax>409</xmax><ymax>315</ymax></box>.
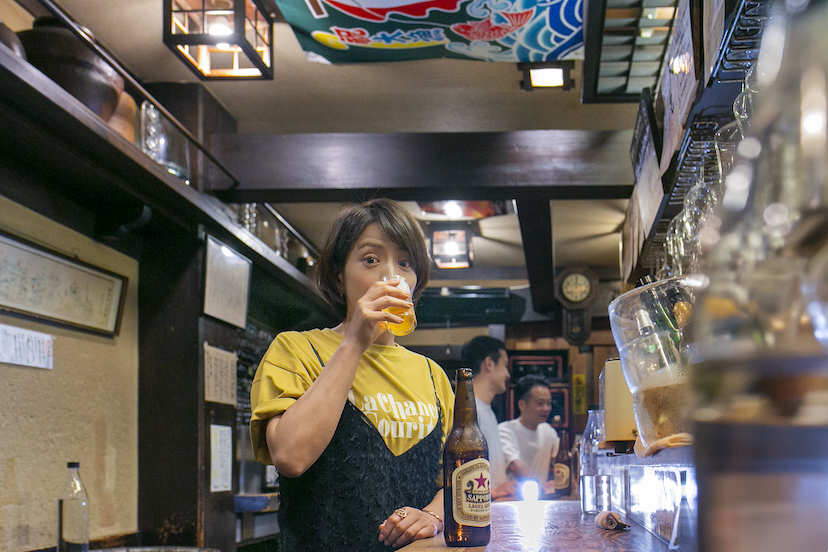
<box><xmin>58</xmin><ymin>462</ymin><xmax>89</xmax><ymax>552</ymax></box>
<box><xmin>692</xmin><ymin>0</ymin><xmax>828</xmax><ymax>550</ymax></box>
<box><xmin>550</xmin><ymin>431</ymin><xmax>572</xmax><ymax>498</ymax></box>
<box><xmin>579</xmin><ymin>407</ymin><xmax>608</xmax><ymax>514</ymax></box>
<box><xmin>443</xmin><ymin>368</ymin><xmax>490</xmax><ymax>547</ymax></box>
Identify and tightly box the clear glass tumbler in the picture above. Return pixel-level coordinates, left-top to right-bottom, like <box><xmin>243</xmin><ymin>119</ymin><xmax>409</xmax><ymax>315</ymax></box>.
<box><xmin>381</xmin><ymin>275</ymin><xmax>416</xmax><ymax>336</ymax></box>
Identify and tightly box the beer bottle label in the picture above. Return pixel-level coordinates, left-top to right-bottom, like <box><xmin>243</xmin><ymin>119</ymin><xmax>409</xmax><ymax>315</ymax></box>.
<box><xmin>554</xmin><ymin>463</ymin><xmax>570</xmax><ymax>489</ymax></box>
<box><xmin>450</xmin><ymin>459</ymin><xmax>491</xmax><ymax>527</ymax></box>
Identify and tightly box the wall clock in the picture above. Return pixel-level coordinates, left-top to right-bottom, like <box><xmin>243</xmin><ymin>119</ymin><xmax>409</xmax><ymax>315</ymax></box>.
<box><xmin>554</xmin><ymin>266</ymin><xmax>599</xmax><ymax>345</ymax></box>
<box><xmin>555</xmin><ymin>266</ymin><xmax>599</xmax><ymax>311</ymax></box>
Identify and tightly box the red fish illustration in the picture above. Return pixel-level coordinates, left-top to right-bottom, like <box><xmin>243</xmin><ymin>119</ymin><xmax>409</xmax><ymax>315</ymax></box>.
<box><xmin>450</xmin><ymin>9</ymin><xmax>534</xmax><ymax>41</ymax></box>
<box><xmin>324</xmin><ymin>0</ymin><xmax>466</xmax><ymax>22</ymax></box>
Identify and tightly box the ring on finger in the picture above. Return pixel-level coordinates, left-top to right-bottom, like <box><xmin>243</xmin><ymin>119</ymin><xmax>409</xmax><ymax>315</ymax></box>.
<box><xmin>394</xmin><ymin>508</ymin><xmax>407</xmax><ymax>519</ymax></box>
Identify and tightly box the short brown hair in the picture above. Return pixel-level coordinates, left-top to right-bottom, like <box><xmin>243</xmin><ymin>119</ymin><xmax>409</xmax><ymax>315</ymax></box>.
<box><xmin>317</xmin><ymin>198</ymin><xmax>430</xmax><ymax>318</ymax></box>
<box><xmin>461</xmin><ymin>336</ymin><xmax>506</xmax><ymax>375</ymax></box>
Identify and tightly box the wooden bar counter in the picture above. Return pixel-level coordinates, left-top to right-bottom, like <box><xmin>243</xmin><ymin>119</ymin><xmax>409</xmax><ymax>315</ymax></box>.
<box><xmin>401</xmin><ymin>500</ymin><xmax>669</xmax><ymax>551</ymax></box>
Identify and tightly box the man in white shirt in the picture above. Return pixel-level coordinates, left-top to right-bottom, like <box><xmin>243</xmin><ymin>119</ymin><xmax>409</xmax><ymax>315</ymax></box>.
<box><xmin>461</xmin><ymin>336</ymin><xmax>517</xmax><ymax>501</ymax></box>
<box><xmin>499</xmin><ymin>375</ymin><xmax>560</xmax><ymax>490</ymax></box>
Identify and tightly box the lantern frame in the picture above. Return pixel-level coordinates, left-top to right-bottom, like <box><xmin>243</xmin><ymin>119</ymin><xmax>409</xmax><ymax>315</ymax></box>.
<box><xmin>163</xmin><ymin>0</ymin><xmax>274</xmax><ymax>80</ymax></box>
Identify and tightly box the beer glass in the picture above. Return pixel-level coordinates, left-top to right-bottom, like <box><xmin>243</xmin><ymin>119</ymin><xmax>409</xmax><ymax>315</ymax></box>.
<box><xmin>381</xmin><ymin>275</ymin><xmax>416</xmax><ymax>336</ymax></box>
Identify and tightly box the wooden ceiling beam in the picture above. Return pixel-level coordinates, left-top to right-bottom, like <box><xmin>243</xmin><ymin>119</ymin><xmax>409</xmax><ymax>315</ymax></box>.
<box><xmin>515</xmin><ymin>199</ymin><xmax>556</xmax><ymax>314</ymax></box>
<box><xmin>209</xmin><ymin>130</ymin><xmax>634</xmax><ymax>204</ymax></box>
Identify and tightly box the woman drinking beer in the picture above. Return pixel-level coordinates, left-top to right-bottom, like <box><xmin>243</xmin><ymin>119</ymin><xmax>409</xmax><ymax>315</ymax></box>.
<box><xmin>249</xmin><ymin>198</ymin><xmax>454</xmax><ymax>551</ymax></box>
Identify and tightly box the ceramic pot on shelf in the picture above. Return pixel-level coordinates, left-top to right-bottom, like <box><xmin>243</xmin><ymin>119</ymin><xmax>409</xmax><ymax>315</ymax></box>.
<box><xmin>17</xmin><ymin>17</ymin><xmax>123</xmax><ymax>121</ymax></box>
<box><xmin>0</xmin><ymin>20</ymin><xmax>25</xmax><ymax>59</ymax></box>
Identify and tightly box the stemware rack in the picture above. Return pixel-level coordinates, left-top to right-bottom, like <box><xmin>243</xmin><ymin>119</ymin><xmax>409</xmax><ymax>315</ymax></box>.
<box><xmin>631</xmin><ymin>0</ymin><xmax>771</xmax><ymax>280</ymax></box>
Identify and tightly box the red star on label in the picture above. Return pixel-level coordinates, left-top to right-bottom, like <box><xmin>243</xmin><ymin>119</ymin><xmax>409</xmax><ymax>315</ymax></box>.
<box><xmin>474</xmin><ymin>472</ymin><xmax>488</xmax><ymax>489</ymax></box>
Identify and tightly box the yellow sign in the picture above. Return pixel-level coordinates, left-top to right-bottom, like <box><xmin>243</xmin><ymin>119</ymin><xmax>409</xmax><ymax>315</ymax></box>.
<box><xmin>572</xmin><ymin>374</ymin><xmax>586</xmax><ymax>415</ymax></box>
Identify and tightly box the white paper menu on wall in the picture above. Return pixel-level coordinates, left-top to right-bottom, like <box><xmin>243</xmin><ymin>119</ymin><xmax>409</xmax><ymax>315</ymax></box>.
<box><xmin>204</xmin><ymin>342</ymin><xmax>238</xmax><ymax>406</ymax></box>
<box><xmin>210</xmin><ymin>424</ymin><xmax>233</xmax><ymax>492</ymax></box>
<box><xmin>204</xmin><ymin>235</ymin><xmax>252</xmax><ymax>329</ymax></box>
<box><xmin>0</xmin><ymin>323</ymin><xmax>53</xmax><ymax>370</ymax></box>
<box><xmin>659</xmin><ymin>0</ymin><xmax>699</xmax><ymax>176</ymax></box>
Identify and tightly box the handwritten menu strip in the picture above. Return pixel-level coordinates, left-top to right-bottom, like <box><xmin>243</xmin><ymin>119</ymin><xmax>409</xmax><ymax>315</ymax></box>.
<box><xmin>659</xmin><ymin>0</ymin><xmax>699</xmax><ymax>175</ymax></box>
<box><xmin>703</xmin><ymin>0</ymin><xmax>727</xmax><ymax>84</ymax></box>
<box><xmin>204</xmin><ymin>342</ymin><xmax>238</xmax><ymax>406</ymax></box>
<box><xmin>0</xmin><ymin>323</ymin><xmax>53</xmax><ymax>369</ymax></box>
<box><xmin>631</xmin><ymin>91</ymin><xmax>665</xmax><ymax>237</ymax></box>
<box><xmin>203</xmin><ymin>235</ymin><xmax>251</xmax><ymax>329</ymax></box>
<box><xmin>210</xmin><ymin>424</ymin><xmax>233</xmax><ymax>492</ymax></box>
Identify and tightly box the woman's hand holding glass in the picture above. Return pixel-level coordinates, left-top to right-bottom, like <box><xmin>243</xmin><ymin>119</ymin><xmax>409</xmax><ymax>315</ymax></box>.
<box><xmin>345</xmin><ymin>277</ymin><xmax>415</xmax><ymax>347</ymax></box>
<box><xmin>381</xmin><ymin>276</ymin><xmax>417</xmax><ymax>336</ymax></box>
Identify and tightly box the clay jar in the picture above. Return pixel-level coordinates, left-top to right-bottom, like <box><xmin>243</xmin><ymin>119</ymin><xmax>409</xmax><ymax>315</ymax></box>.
<box><xmin>18</xmin><ymin>17</ymin><xmax>124</xmax><ymax>121</ymax></box>
<box><xmin>0</xmin><ymin>20</ymin><xmax>25</xmax><ymax>59</ymax></box>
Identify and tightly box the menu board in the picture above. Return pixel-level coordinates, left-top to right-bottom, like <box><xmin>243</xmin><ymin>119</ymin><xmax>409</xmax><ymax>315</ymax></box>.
<box><xmin>630</xmin><ymin>91</ymin><xmax>665</xmax><ymax>241</ymax></box>
<box><xmin>702</xmin><ymin>0</ymin><xmax>727</xmax><ymax>84</ymax></box>
<box><xmin>625</xmin><ymin>90</ymin><xmax>664</xmax><ymax>282</ymax></box>
<box><xmin>659</xmin><ymin>0</ymin><xmax>699</xmax><ymax>175</ymax></box>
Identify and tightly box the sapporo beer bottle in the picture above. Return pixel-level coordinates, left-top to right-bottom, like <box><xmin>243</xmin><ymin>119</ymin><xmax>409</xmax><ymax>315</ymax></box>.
<box><xmin>443</xmin><ymin>367</ymin><xmax>491</xmax><ymax>546</ymax></box>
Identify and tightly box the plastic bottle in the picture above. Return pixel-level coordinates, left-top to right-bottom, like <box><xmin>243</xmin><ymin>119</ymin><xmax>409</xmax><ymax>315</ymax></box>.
<box><xmin>58</xmin><ymin>462</ymin><xmax>89</xmax><ymax>552</ymax></box>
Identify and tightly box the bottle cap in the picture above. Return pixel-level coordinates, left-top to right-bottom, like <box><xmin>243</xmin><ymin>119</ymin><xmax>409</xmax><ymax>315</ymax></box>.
<box><xmin>635</xmin><ymin>309</ymin><xmax>654</xmax><ymax>332</ymax></box>
<box><xmin>588</xmin><ymin>404</ymin><xmax>600</xmax><ymax>410</ymax></box>
<box><xmin>637</xmin><ymin>275</ymin><xmax>655</xmax><ymax>287</ymax></box>
<box><xmin>67</xmin><ymin>462</ymin><xmax>80</xmax><ymax>468</ymax></box>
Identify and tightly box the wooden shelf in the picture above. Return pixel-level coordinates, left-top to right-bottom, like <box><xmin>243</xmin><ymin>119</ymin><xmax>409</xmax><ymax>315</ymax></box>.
<box><xmin>0</xmin><ymin>44</ymin><xmax>333</xmax><ymax>322</ymax></box>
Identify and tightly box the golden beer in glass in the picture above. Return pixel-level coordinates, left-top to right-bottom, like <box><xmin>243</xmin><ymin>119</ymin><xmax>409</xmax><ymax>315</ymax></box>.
<box><xmin>382</xmin><ymin>276</ymin><xmax>416</xmax><ymax>336</ymax></box>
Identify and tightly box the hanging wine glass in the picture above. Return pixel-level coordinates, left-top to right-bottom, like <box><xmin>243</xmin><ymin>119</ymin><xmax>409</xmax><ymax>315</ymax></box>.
<box><xmin>734</xmin><ymin>89</ymin><xmax>757</xmax><ymax>138</ymax></box>
<box><xmin>654</xmin><ymin>242</ymin><xmax>671</xmax><ymax>280</ymax></box>
<box><xmin>715</xmin><ymin>120</ymin><xmax>742</xmax><ymax>184</ymax></box>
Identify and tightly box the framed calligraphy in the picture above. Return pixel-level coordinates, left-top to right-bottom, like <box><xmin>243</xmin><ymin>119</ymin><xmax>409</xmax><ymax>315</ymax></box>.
<box><xmin>0</xmin><ymin>232</ymin><xmax>127</xmax><ymax>336</ymax></box>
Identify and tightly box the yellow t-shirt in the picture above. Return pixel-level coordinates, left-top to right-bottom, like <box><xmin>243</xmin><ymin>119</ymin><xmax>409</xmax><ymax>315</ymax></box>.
<box><xmin>249</xmin><ymin>328</ymin><xmax>454</xmax><ymax>464</ymax></box>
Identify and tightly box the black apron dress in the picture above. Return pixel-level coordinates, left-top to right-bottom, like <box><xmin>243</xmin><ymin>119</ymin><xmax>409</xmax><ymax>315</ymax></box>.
<box><xmin>277</xmin><ymin>342</ymin><xmax>444</xmax><ymax>552</ymax></box>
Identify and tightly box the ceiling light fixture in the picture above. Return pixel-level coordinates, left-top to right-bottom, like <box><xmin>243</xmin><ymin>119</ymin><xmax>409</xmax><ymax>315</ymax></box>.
<box><xmin>164</xmin><ymin>0</ymin><xmax>274</xmax><ymax>80</ymax></box>
<box><xmin>444</xmin><ymin>201</ymin><xmax>463</xmax><ymax>219</ymax></box>
<box><xmin>430</xmin><ymin>226</ymin><xmax>474</xmax><ymax>269</ymax></box>
<box><xmin>518</xmin><ymin>61</ymin><xmax>575</xmax><ymax>91</ymax></box>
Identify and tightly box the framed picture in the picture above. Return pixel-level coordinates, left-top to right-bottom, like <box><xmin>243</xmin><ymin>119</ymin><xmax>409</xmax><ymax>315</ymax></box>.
<box><xmin>0</xmin><ymin>232</ymin><xmax>128</xmax><ymax>336</ymax></box>
<box><xmin>508</xmin><ymin>352</ymin><xmax>568</xmax><ymax>383</ymax></box>
<box><xmin>203</xmin><ymin>235</ymin><xmax>252</xmax><ymax>329</ymax></box>
<box><xmin>504</xmin><ymin>385</ymin><xmax>570</xmax><ymax>429</ymax></box>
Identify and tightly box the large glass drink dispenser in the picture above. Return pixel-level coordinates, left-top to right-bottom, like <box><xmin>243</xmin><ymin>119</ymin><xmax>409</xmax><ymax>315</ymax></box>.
<box><xmin>608</xmin><ymin>275</ymin><xmax>703</xmax><ymax>450</ymax></box>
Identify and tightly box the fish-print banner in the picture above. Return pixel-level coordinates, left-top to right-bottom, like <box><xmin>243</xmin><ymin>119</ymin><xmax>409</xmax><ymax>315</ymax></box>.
<box><xmin>275</xmin><ymin>0</ymin><xmax>584</xmax><ymax>62</ymax></box>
